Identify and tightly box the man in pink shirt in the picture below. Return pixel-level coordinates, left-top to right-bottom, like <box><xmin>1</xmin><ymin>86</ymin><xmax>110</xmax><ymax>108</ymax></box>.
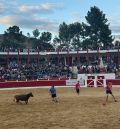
<box><xmin>75</xmin><ymin>81</ymin><xmax>80</xmax><ymax>95</ymax></box>
<box><xmin>105</xmin><ymin>82</ymin><xmax>117</xmax><ymax>103</ymax></box>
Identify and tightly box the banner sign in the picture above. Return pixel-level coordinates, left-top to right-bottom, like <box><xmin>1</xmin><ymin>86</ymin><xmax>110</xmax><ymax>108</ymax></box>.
<box><xmin>66</xmin><ymin>79</ymin><xmax>85</xmax><ymax>86</ymax></box>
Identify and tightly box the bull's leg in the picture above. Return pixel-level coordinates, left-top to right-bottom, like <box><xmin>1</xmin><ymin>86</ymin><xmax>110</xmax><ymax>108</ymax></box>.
<box><xmin>16</xmin><ymin>99</ymin><xmax>19</xmax><ymax>103</ymax></box>
<box><xmin>25</xmin><ymin>100</ymin><xmax>28</xmax><ymax>104</ymax></box>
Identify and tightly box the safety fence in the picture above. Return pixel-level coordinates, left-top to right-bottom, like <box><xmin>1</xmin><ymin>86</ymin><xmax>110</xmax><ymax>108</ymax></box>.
<box><xmin>0</xmin><ymin>79</ymin><xmax>120</xmax><ymax>89</ymax></box>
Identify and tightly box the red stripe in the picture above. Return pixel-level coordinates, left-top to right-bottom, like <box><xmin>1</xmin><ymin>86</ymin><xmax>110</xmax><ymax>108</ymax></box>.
<box><xmin>97</xmin><ymin>47</ymin><xmax>100</xmax><ymax>65</ymax></box>
<box><xmin>106</xmin><ymin>48</ymin><xmax>109</xmax><ymax>61</ymax></box>
<box><xmin>57</xmin><ymin>49</ymin><xmax>60</xmax><ymax>67</ymax></box>
<box><xmin>47</xmin><ymin>49</ymin><xmax>50</xmax><ymax>65</ymax></box>
<box><xmin>86</xmin><ymin>49</ymin><xmax>89</xmax><ymax>65</ymax></box>
<box><xmin>67</xmin><ymin>50</ymin><xmax>69</xmax><ymax>66</ymax></box>
<box><xmin>77</xmin><ymin>50</ymin><xmax>80</xmax><ymax>66</ymax></box>
<box><xmin>7</xmin><ymin>48</ymin><xmax>9</xmax><ymax>66</ymax></box>
<box><xmin>27</xmin><ymin>48</ymin><xmax>30</xmax><ymax>66</ymax></box>
<box><xmin>118</xmin><ymin>48</ymin><xmax>120</xmax><ymax>64</ymax></box>
<box><xmin>17</xmin><ymin>48</ymin><xmax>20</xmax><ymax>66</ymax></box>
<box><xmin>38</xmin><ymin>48</ymin><xmax>40</xmax><ymax>67</ymax></box>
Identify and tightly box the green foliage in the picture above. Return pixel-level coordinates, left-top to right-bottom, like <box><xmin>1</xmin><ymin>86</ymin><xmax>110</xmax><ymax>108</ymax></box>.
<box><xmin>6</xmin><ymin>25</ymin><xmax>22</xmax><ymax>34</ymax></box>
<box><xmin>58</xmin><ymin>22</ymin><xmax>70</xmax><ymax>50</ymax></box>
<box><xmin>32</xmin><ymin>29</ymin><xmax>40</xmax><ymax>39</ymax></box>
<box><xmin>32</xmin><ymin>32</ymin><xmax>53</xmax><ymax>51</ymax></box>
<box><xmin>0</xmin><ymin>6</ymin><xmax>114</xmax><ymax>51</ymax></box>
<box><xmin>114</xmin><ymin>40</ymin><xmax>120</xmax><ymax>47</ymax></box>
<box><xmin>40</xmin><ymin>32</ymin><xmax>52</xmax><ymax>43</ymax></box>
<box><xmin>58</xmin><ymin>22</ymin><xmax>84</xmax><ymax>50</ymax></box>
<box><xmin>84</xmin><ymin>6</ymin><xmax>113</xmax><ymax>49</ymax></box>
<box><xmin>1</xmin><ymin>40</ymin><xmax>24</xmax><ymax>49</ymax></box>
<box><xmin>53</xmin><ymin>36</ymin><xmax>62</xmax><ymax>49</ymax></box>
<box><xmin>69</xmin><ymin>22</ymin><xmax>83</xmax><ymax>50</ymax></box>
<box><xmin>1</xmin><ymin>25</ymin><xmax>25</xmax><ymax>49</ymax></box>
<box><xmin>55</xmin><ymin>6</ymin><xmax>114</xmax><ymax>50</ymax></box>
<box><xmin>32</xmin><ymin>39</ymin><xmax>54</xmax><ymax>51</ymax></box>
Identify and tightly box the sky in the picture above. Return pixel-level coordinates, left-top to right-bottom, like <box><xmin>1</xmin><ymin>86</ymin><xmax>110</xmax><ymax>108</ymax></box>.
<box><xmin>0</xmin><ymin>0</ymin><xmax>120</xmax><ymax>38</ymax></box>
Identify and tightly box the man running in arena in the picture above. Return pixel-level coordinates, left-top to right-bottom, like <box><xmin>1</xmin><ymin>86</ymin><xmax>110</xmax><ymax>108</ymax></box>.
<box><xmin>49</xmin><ymin>86</ymin><xmax>58</xmax><ymax>102</ymax></box>
<box><xmin>105</xmin><ymin>82</ymin><xmax>117</xmax><ymax>103</ymax></box>
<box><xmin>75</xmin><ymin>81</ymin><xmax>80</xmax><ymax>95</ymax></box>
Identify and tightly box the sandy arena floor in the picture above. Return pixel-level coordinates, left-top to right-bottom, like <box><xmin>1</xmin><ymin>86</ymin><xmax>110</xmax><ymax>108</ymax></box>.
<box><xmin>0</xmin><ymin>87</ymin><xmax>120</xmax><ymax>129</ymax></box>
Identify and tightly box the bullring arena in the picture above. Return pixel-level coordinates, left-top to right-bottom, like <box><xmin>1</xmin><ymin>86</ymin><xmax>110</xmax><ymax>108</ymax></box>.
<box><xmin>0</xmin><ymin>49</ymin><xmax>120</xmax><ymax>129</ymax></box>
<box><xmin>0</xmin><ymin>80</ymin><xmax>120</xmax><ymax>129</ymax></box>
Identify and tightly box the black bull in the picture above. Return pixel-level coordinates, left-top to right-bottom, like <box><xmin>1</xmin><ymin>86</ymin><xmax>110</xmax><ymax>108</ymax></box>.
<box><xmin>14</xmin><ymin>92</ymin><xmax>33</xmax><ymax>104</ymax></box>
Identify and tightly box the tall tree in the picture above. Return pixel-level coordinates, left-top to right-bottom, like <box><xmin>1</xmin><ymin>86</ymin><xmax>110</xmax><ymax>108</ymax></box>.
<box><xmin>27</xmin><ymin>32</ymin><xmax>31</xmax><ymax>38</ymax></box>
<box><xmin>1</xmin><ymin>25</ymin><xmax>25</xmax><ymax>49</ymax></box>
<box><xmin>58</xmin><ymin>22</ymin><xmax>84</xmax><ymax>50</ymax></box>
<box><xmin>32</xmin><ymin>32</ymin><xmax>53</xmax><ymax>50</ymax></box>
<box><xmin>53</xmin><ymin>36</ymin><xmax>62</xmax><ymax>50</ymax></box>
<box><xmin>32</xmin><ymin>29</ymin><xmax>40</xmax><ymax>39</ymax></box>
<box><xmin>59</xmin><ymin>22</ymin><xmax>71</xmax><ymax>50</ymax></box>
<box><xmin>114</xmin><ymin>40</ymin><xmax>120</xmax><ymax>48</ymax></box>
<box><xmin>69</xmin><ymin>22</ymin><xmax>83</xmax><ymax>50</ymax></box>
<box><xmin>40</xmin><ymin>32</ymin><xmax>52</xmax><ymax>43</ymax></box>
<box><xmin>84</xmin><ymin>6</ymin><xmax>113</xmax><ymax>49</ymax></box>
<box><xmin>5</xmin><ymin>25</ymin><xmax>22</xmax><ymax>34</ymax></box>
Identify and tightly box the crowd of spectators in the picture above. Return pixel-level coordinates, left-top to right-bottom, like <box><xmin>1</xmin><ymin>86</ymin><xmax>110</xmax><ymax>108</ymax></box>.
<box><xmin>0</xmin><ymin>62</ymin><xmax>72</xmax><ymax>81</ymax></box>
<box><xmin>0</xmin><ymin>61</ymin><xmax>119</xmax><ymax>81</ymax></box>
<box><xmin>77</xmin><ymin>65</ymin><xmax>118</xmax><ymax>74</ymax></box>
<box><xmin>0</xmin><ymin>50</ymin><xmax>120</xmax><ymax>81</ymax></box>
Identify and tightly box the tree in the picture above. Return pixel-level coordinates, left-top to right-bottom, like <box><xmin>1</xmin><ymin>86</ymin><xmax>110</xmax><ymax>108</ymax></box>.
<box><xmin>114</xmin><ymin>40</ymin><xmax>120</xmax><ymax>48</ymax></box>
<box><xmin>84</xmin><ymin>6</ymin><xmax>113</xmax><ymax>49</ymax></box>
<box><xmin>32</xmin><ymin>32</ymin><xmax>53</xmax><ymax>50</ymax></box>
<box><xmin>4</xmin><ymin>25</ymin><xmax>23</xmax><ymax>41</ymax></box>
<box><xmin>1</xmin><ymin>25</ymin><xmax>25</xmax><ymax>49</ymax></box>
<box><xmin>27</xmin><ymin>32</ymin><xmax>31</xmax><ymax>38</ymax></box>
<box><xmin>40</xmin><ymin>32</ymin><xmax>52</xmax><ymax>43</ymax></box>
<box><xmin>32</xmin><ymin>29</ymin><xmax>40</xmax><ymax>39</ymax></box>
<box><xmin>53</xmin><ymin>36</ymin><xmax>62</xmax><ymax>50</ymax></box>
<box><xmin>5</xmin><ymin>25</ymin><xmax>22</xmax><ymax>34</ymax></box>
<box><xmin>69</xmin><ymin>22</ymin><xmax>83</xmax><ymax>50</ymax></box>
<box><xmin>58</xmin><ymin>22</ymin><xmax>71</xmax><ymax>50</ymax></box>
<box><xmin>58</xmin><ymin>22</ymin><xmax>84</xmax><ymax>50</ymax></box>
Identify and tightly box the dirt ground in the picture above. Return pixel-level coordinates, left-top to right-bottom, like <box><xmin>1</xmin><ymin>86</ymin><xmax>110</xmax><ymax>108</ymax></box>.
<box><xmin>0</xmin><ymin>87</ymin><xmax>120</xmax><ymax>129</ymax></box>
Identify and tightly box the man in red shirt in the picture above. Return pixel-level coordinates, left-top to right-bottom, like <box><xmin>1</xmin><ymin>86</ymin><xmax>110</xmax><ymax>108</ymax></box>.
<box><xmin>105</xmin><ymin>82</ymin><xmax>117</xmax><ymax>103</ymax></box>
<box><xmin>75</xmin><ymin>81</ymin><xmax>80</xmax><ymax>95</ymax></box>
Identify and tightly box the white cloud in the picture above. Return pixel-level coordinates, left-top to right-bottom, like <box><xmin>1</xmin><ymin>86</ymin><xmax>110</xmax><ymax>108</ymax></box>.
<box><xmin>110</xmin><ymin>23</ymin><xmax>120</xmax><ymax>34</ymax></box>
<box><xmin>0</xmin><ymin>0</ymin><xmax>19</xmax><ymax>15</ymax></box>
<box><xmin>0</xmin><ymin>1</ymin><xmax>63</xmax><ymax>34</ymax></box>
<box><xmin>19</xmin><ymin>4</ymin><xmax>53</xmax><ymax>14</ymax></box>
<box><xmin>0</xmin><ymin>1</ymin><xmax>64</xmax><ymax>15</ymax></box>
<box><xmin>0</xmin><ymin>3</ymin><xmax>5</xmax><ymax>14</ymax></box>
<box><xmin>108</xmin><ymin>14</ymin><xmax>120</xmax><ymax>34</ymax></box>
<box><xmin>0</xmin><ymin>15</ymin><xmax>59</xmax><ymax>33</ymax></box>
<box><xmin>18</xmin><ymin>3</ymin><xmax>63</xmax><ymax>14</ymax></box>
